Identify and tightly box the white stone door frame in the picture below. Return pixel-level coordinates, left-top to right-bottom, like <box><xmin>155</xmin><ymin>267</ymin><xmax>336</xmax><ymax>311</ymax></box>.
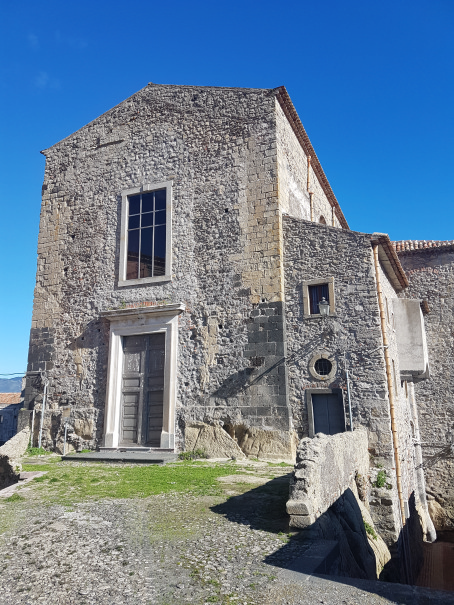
<box><xmin>101</xmin><ymin>303</ymin><xmax>184</xmax><ymax>449</ymax></box>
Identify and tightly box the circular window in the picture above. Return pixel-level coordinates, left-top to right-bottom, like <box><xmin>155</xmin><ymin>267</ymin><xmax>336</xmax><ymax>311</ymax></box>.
<box><xmin>309</xmin><ymin>352</ymin><xmax>337</xmax><ymax>381</ymax></box>
<box><xmin>314</xmin><ymin>358</ymin><xmax>332</xmax><ymax>376</ymax></box>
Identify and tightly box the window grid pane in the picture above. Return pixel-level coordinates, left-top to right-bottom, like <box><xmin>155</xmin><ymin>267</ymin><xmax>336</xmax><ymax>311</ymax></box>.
<box><xmin>127</xmin><ymin>190</ymin><xmax>166</xmax><ymax>280</ymax></box>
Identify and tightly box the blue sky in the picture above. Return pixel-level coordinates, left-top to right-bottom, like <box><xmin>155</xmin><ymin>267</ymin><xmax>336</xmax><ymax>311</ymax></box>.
<box><xmin>0</xmin><ymin>0</ymin><xmax>453</xmax><ymax>375</ymax></box>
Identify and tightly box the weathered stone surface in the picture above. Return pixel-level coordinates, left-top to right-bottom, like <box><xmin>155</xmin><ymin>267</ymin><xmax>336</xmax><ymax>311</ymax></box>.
<box><xmin>184</xmin><ymin>422</ymin><xmax>246</xmax><ymax>459</ymax></box>
<box><xmin>427</xmin><ymin>497</ymin><xmax>450</xmax><ymax>531</ymax></box>
<box><xmin>0</xmin><ymin>427</ymin><xmax>30</xmax><ymax>489</ymax></box>
<box><xmin>398</xmin><ymin>246</ymin><xmax>454</xmax><ymax>530</ymax></box>
<box><xmin>224</xmin><ymin>424</ymin><xmax>297</xmax><ymax>461</ymax></box>
<box><xmin>288</xmin><ymin>429</ymin><xmax>369</xmax><ymax>522</ymax></box>
<box><xmin>287</xmin><ymin>429</ymin><xmax>393</xmax><ymax>581</ymax></box>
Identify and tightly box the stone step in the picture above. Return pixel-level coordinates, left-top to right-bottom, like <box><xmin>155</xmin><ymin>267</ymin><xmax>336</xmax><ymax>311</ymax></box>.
<box><xmin>61</xmin><ymin>450</ymin><xmax>178</xmax><ymax>464</ymax></box>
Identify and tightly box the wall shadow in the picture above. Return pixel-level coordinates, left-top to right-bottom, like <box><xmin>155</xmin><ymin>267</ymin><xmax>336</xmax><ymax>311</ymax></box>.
<box><xmin>210</xmin><ymin>476</ymin><xmax>435</xmax><ymax>604</ymax></box>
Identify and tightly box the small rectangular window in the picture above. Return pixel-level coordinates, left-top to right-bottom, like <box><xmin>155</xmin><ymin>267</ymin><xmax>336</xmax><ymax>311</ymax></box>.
<box><xmin>308</xmin><ymin>284</ymin><xmax>329</xmax><ymax>315</ymax></box>
<box><xmin>302</xmin><ymin>277</ymin><xmax>335</xmax><ymax>317</ymax></box>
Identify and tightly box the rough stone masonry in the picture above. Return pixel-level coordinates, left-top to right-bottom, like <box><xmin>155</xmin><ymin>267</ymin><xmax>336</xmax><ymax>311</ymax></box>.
<box><xmin>22</xmin><ymin>83</ymin><xmax>453</xmax><ymax>575</ymax></box>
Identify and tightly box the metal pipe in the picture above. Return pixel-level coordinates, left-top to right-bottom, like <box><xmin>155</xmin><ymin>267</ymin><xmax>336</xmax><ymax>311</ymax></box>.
<box><xmin>30</xmin><ymin>408</ymin><xmax>35</xmax><ymax>448</ymax></box>
<box><xmin>372</xmin><ymin>244</ymin><xmax>406</xmax><ymax>526</ymax></box>
<box><xmin>38</xmin><ymin>373</ymin><xmax>49</xmax><ymax>450</ymax></box>
<box><xmin>307</xmin><ymin>155</ymin><xmax>311</xmax><ymax>191</ymax></box>
<box><xmin>309</xmin><ymin>192</ymin><xmax>314</xmax><ymax>222</ymax></box>
<box><xmin>63</xmin><ymin>420</ymin><xmax>68</xmax><ymax>455</ymax></box>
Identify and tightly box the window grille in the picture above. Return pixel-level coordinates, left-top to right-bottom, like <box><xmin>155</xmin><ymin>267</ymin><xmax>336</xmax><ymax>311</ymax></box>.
<box><xmin>314</xmin><ymin>358</ymin><xmax>332</xmax><ymax>376</ymax></box>
<box><xmin>126</xmin><ymin>189</ymin><xmax>166</xmax><ymax>280</ymax></box>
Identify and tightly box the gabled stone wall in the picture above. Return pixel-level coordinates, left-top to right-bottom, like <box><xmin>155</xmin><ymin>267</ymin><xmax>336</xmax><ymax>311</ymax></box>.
<box><xmin>25</xmin><ymin>85</ymin><xmax>296</xmax><ymax>454</ymax></box>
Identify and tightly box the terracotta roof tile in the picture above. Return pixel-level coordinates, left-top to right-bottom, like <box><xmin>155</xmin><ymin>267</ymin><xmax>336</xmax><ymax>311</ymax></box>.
<box><xmin>393</xmin><ymin>240</ymin><xmax>454</xmax><ymax>253</ymax></box>
<box><xmin>0</xmin><ymin>393</ymin><xmax>21</xmax><ymax>404</ymax></box>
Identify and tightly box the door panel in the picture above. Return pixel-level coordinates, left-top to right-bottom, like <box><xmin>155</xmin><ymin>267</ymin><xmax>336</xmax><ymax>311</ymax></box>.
<box><xmin>144</xmin><ymin>333</ymin><xmax>165</xmax><ymax>447</ymax></box>
<box><xmin>312</xmin><ymin>393</ymin><xmax>345</xmax><ymax>436</ymax></box>
<box><xmin>120</xmin><ymin>333</ymin><xmax>166</xmax><ymax>447</ymax></box>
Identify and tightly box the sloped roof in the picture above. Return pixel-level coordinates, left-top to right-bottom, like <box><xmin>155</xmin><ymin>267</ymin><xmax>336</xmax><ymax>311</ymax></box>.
<box><xmin>0</xmin><ymin>393</ymin><xmax>21</xmax><ymax>405</ymax></box>
<box><xmin>371</xmin><ymin>233</ymin><xmax>409</xmax><ymax>291</ymax></box>
<box><xmin>274</xmin><ymin>86</ymin><xmax>349</xmax><ymax>230</ymax></box>
<box><xmin>393</xmin><ymin>240</ymin><xmax>454</xmax><ymax>253</ymax></box>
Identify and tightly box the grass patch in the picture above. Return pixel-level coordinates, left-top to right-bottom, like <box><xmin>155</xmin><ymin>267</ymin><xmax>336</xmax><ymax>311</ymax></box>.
<box><xmin>4</xmin><ymin>493</ymin><xmax>26</xmax><ymax>503</ymax></box>
<box><xmin>373</xmin><ymin>469</ymin><xmax>392</xmax><ymax>490</ymax></box>
<box><xmin>21</xmin><ymin>460</ymin><xmax>240</xmax><ymax>504</ymax></box>
<box><xmin>25</xmin><ymin>447</ymin><xmax>52</xmax><ymax>456</ymax></box>
<box><xmin>178</xmin><ymin>449</ymin><xmax>208</xmax><ymax>461</ymax></box>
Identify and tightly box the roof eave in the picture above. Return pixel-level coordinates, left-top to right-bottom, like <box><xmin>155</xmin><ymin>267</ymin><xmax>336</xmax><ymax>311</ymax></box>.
<box><xmin>371</xmin><ymin>233</ymin><xmax>409</xmax><ymax>291</ymax></box>
<box><xmin>274</xmin><ymin>86</ymin><xmax>350</xmax><ymax>230</ymax></box>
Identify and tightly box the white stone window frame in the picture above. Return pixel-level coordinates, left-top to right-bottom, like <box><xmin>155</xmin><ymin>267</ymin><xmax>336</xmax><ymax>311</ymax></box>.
<box><xmin>101</xmin><ymin>303</ymin><xmax>184</xmax><ymax>450</ymax></box>
<box><xmin>118</xmin><ymin>181</ymin><xmax>173</xmax><ymax>287</ymax></box>
<box><xmin>302</xmin><ymin>277</ymin><xmax>335</xmax><ymax>318</ymax></box>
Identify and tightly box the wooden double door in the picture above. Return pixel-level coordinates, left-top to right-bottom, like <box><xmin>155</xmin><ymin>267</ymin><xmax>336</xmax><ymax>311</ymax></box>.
<box><xmin>312</xmin><ymin>393</ymin><xmax>345</xmax><ymax>436</ymax></box>
<box><xmin>120</xmin><ymin>333</ymin><xmax>165</xmax><ymax>447</ymax></box>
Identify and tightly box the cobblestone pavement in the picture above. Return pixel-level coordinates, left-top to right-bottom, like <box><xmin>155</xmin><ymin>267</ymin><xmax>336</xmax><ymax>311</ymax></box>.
<box><xmin>0</xmin><ymin>464</ymin><xmax>452</xmax><ymax>605</ymax></box>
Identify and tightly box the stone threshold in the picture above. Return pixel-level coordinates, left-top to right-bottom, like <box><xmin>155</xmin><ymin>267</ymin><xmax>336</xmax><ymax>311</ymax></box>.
<box><xmin>61</xmin><ymin>449</ymin><xmax>178</xmax><ymax>464</ymax></box>
<box><xmin>99</xmin><ymin>447</ymin><xmax>175</xmax><ymax>453</ymax></box>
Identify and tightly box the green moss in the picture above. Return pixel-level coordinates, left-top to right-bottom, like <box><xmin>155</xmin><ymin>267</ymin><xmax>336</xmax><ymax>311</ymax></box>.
<box><xmin>364</xmin><ymin>520</ymin><xmax>378</xmax><ymax>540</ymax></box>
<box><xmin>374</xmin><ymin>469</ymin><xmax>387</xmax><ymax>488</ymax></box>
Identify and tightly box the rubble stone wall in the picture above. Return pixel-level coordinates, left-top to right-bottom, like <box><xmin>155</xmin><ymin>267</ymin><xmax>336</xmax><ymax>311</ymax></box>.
<box><xmin>282</xmin><ymin>216</ymin><xmax>425</xmax><ymax>545</ymax></box>
<box><xmin>25</xmin><ymin>84</ymin><xmax>298</xmax><ymax>454</ymax></box>
<box><xmin>287</xmin><ymin>429</ymin><xmax>369</xmax><ymax>524</ymax></box>
<box><xmin>398</xmin><ymin>247</ymin><xmax>454</xmax><ymax>529</ymax></box>
<box><xmin>0</xmin><ymin>427</ymin><xmax>30</xmax><ymax>489</ymax></box>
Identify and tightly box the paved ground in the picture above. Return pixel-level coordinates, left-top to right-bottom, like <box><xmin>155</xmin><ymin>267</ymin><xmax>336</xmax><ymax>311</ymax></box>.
<box><xmin>0</xmin><ymin>460</ymin><xmax>452</xmax><ymax>605</ymax></box>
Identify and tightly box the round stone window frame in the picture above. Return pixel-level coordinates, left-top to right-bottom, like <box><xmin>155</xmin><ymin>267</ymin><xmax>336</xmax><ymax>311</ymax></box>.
<box><xmin>308</xmin><ymin>352</ymin><xmax>337</xmax><ymax>382</ymax></box>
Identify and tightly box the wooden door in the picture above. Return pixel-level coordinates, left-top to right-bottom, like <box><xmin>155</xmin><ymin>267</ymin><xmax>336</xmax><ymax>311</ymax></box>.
<box><xmin>144</xmin><ymin>333</ymin><xmax>165</xmax><ymax>447</ymax></box>
<box><xmin>312</xmin><ymin>393</ymin><xmax>345</xmax><ymax>436</ymax></box>
<box><xmin>120</xmin><ymin>333</ymin><xmax>166</xmax><ymax>447</ymax></box>
<box><xmin>120</xmin><ymin>335</ymin><xmax>147</xmax><ymax>445</ymax></box>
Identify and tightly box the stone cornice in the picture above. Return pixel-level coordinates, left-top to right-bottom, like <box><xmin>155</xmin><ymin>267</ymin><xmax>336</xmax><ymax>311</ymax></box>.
<box><xmin>101</xmin><ymin>303</ymin><xmax>185</xmax><ymax>321</ymax></box>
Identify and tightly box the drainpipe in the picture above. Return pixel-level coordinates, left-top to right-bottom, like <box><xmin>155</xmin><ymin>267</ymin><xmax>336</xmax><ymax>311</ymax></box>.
<box><xmin>38</xmin><ymin>372</ymin><xmax>49</xmax><ymax>450</ymax></box>
<box><xmin>30</xmin><ymin>408</ymin><xmax>35</xmax><ymax>448</ymax></box>
<box><xmin>309</xmin><ymin>192</ymin><xmax>314</xmax><ymax>222</ymax></box>
<box><xmin>372</xmin><ymin>244</ymin><xmax>406</xmax><ymax>527</ymax></box>
<box><xmin>307</xmin><ymin>155</ymin><xmax>311</xmax><ymax>191</ymax></box>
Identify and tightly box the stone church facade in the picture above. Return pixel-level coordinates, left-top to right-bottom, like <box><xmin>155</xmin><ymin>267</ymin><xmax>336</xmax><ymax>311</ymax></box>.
<box><xmin>24</xmin><ymin>84</ymin><xmax>452</xmax><ymax>550</ymax></box>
